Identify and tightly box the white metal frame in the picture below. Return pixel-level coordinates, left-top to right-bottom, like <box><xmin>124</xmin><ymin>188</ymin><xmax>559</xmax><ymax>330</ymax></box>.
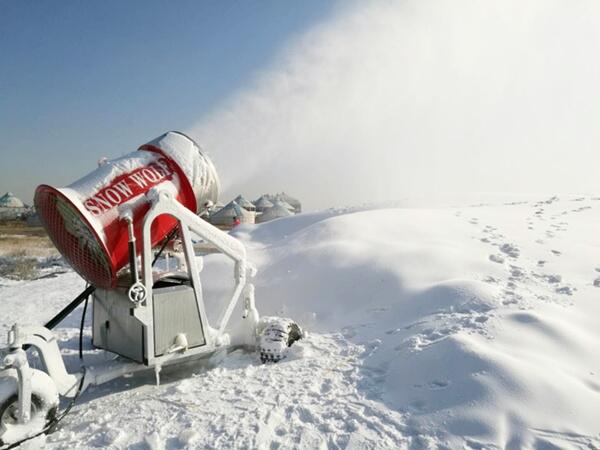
<box><xmin>138</xmin><ymin>189</ymin><xmax>257</xmax><ymax>365</ymax></box>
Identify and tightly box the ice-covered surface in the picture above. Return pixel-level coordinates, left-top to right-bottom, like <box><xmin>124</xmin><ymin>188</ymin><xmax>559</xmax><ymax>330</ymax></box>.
<box><xmin>0</xmin><ymin>368</ymin><xmax>59</xmax><ymax>445</ymax></box>
<box><xmin>1</xmin><ymin>195</ymin><xmax>599</xmax><ymax>448</ymax></box>
<box><xmin>144</xmin><ymin>131</ymin><xmax>221</xmax><ymax>211</ymax></box>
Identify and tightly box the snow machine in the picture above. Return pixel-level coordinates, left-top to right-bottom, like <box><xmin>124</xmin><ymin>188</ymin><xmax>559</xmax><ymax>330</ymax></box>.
<box><xmin>0</xmin><ymin>132</ymin><xmax>303</xmax><ymax>446</ymax></box>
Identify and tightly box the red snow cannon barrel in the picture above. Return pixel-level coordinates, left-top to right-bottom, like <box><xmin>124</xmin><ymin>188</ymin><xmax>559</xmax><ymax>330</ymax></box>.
<box><xmin>34</xmin><ymin>131</ymin><xmax>220</xmax><ymax>289</ymax></box>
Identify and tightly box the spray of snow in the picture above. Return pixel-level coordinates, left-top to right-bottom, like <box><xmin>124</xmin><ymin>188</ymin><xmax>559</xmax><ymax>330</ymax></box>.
<box><xmin>189</xmin><ymin>0</ymin><xmax>600</xmax><ymax>209</ymax></box>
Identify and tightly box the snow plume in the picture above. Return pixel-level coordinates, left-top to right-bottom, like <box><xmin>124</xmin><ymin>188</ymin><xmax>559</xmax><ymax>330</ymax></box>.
<box><xmin>189</xmin><ymin>0</ymin><xmax>600</xmax><ymax>210</ymax></box>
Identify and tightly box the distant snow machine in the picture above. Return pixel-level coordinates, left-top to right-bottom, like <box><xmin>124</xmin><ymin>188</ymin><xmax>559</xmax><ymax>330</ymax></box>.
<box><xmin>0</xmin><ymin>132</ymin><xmax>303</xmax><ymax>446</ymax></box>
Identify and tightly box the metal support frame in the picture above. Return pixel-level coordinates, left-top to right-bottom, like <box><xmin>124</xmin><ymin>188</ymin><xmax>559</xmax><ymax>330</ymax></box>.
<box><xmin>4</xmin><ymin>349</ymin><xmax>31</xmax><ymax>423</ymax></box>
<box><xmin>4</xmin><ymin>324</ymin><xmax>81</xmax><ymax>399</ymax></box>
<box><xmin>139</xmin><ymin>189</ymin><xmax>254</xmax><ymax>365</ymax></box>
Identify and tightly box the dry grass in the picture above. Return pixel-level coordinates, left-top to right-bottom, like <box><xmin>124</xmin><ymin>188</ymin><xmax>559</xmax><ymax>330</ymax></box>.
<box><xmin>0</xmin><ymin>251</ymin><xmax>38</xmax><ymax>280</ymax></box>
<box><xmin>0</xmin><ymin>235</ymin><xmax>56</xmax><ymax>257</ymax></box>
<box><xmin>0</xmin><ymin>220</ymin><xmax>60</xmax><ymax>279</ymax></box>
<box><xmin>0</xmin><ymin>220</ymin><xmax>48</xmax><ymax>237</ymax></box>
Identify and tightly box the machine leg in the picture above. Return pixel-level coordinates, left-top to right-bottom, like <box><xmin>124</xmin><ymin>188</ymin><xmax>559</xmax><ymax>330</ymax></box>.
<box><xmin>4</xmin><ymin>349</ymin><xmax>32</xmax><ymax>423</ymax></box>
<box><xmin>5</xmin><ymin>324</ymin><xmax>81</xmax><ymax>398</ymax></box>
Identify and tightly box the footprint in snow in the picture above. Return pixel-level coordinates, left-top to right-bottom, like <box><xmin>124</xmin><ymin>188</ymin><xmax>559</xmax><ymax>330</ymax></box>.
<box><xmin>427</xmin><ymin>380</ymin><xmax>450</xmax><ymax>390</ymax></box>
<box><xmin>593</xmin><ymin>278</ymin><xmax>600</xmax><ymax>288</ymax></box>
<box><xmin>572</xmin><ymin>206</ymin><xmax>592</xmax><ymax>213</ymax></box>
<box><xmin>551</xmin><ymin>250</ymin><xmax>562</xmax><ymax>256</ymax></box>
<box><xmin>465</xmin><ymin>439</ymin><xmax>490</xmax><ymax>450</ymax></box>
<box><xmin>489</xmin><ymin>254</ymin><xmax>505</xmax><ymax>264</ymax></box>
<box><xmin>532</xmin><ymin>272</ymin><xmax>562</xmax><ymax>284</ymax></box>
<box><xmin>320</xmin><ymin>379</ymin><xmax>333</xmax><ymax>394</ymax></box>
<box><xmin>556</xmin><ymin>286</ymin><xmax>575</xmax><ymax>296</ymax></box>
<box><xmin>499</xmin><ymin>243</ymin><xmax>520</xmax><ymax>258</ymax></box>
<box><xmin>509</xmin><ymin>266</ymin><xmax>525</xmax><ymax>280</ymax></box>
<box><xmin>483</xmin><ymin>276</ymin><xmax>500</xmax><ymax>284</ymax></box>
<box><xmin>537</xmin><ymin>260</ymin><xmax>547</xmax><ymax>267</ymax></box>
<box><xmin>543</xmin><ymin>274</ymin><xmax>562</xmax><ymax>284</ymax></box>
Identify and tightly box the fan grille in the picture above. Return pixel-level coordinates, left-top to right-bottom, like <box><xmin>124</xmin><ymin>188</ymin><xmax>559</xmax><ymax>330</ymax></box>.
<box><xmin>35</xmin><ymin>186</ymin><xmax>114</xmax><ymax>288</ymax></box>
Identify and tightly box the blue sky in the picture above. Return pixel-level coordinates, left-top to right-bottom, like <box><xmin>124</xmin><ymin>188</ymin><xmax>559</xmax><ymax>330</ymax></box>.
<box><xmin>0</xmin><ymin>0</ymin><xmax>336</xmax><ymax>204</ymax></box>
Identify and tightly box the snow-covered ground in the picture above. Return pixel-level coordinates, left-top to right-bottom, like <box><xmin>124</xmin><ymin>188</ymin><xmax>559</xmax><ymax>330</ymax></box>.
<box><xmin>1</xmin><ymin>195</ymin><xmax>599</xmax><ymax>449</ymax></box>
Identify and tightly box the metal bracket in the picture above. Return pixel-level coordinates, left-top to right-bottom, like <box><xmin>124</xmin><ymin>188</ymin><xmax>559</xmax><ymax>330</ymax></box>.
<box><xmin>3</xmin><ymin>348</ymin><xmax>32</xmax><ymax>423</ymax></box>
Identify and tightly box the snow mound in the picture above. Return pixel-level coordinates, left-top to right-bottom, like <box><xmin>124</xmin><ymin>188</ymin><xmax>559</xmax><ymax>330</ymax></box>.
<box><xmin>1</xmin><ymin>195</ymin><xmax>599</xmax><ymax>448</ymax></box>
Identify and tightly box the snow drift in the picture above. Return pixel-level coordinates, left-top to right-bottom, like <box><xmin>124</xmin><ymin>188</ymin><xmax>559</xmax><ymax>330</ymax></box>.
<box><xmin>1</xmin><ymin>195</ymin><xmax>599</xmax><ymax>448</ymax></box>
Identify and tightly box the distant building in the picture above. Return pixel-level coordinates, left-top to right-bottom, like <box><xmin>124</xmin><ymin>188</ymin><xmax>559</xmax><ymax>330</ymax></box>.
<box><xmin>234</xmin><ymin>194</ymin><xmax>256</xmax><ymax>212</ymax></box>
<box><xmin>256</xmin><ymin>204</ymin><xmax>293</xmax><ymax>224</ymax></box>
<box><xmin>253</xmin><ymin>195</ymin><xmax>274</xmax><ymax>213</ymax></box>
<box><xmin>0</xmin><ymin>192</ymin><xmax>29</xmax><ymax>220</ymax></box>
<box><xmin>266</xmin><ymin>192</ymin><xmax>301</xmax><ymax>214</ymax></box>
<box><xmin>0</xmin><ymin>192</ymin><xmax>25</xmax><ymax>208</ymax></box>
<box><xmin>207</xmin><ymin>192</ymin><xmax>301</xmax><ymax>227</ymax></box>
<box><xmin>272</xmin><ymin>199</ymin><xmax>295</xmax><ymax>213</ymax></box>
<box><xmin>208</xmin><ymin>200</ymin><xmax>255</xmax><ymax>229</ymax></box>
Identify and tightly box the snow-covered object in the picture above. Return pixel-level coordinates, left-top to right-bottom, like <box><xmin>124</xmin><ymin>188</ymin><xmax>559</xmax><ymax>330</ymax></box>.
<box><xmin>142</xmin><ymin>132</ymin><xmax>220</xmax><ymax>207</ymax></box>
<box><xmin>274</xmin><ymin>192</ymin><xmax>301</xmax><ymax>213</ymax></box>
<box><xmin>0</xmin><ymin>368</ymin><xmax>59</xmax><ymax>445</ymax></box>
<box><xmin>208</xmin><ymin>200</ymin><xmax>254</xmax><ymax>226</ymax></box>
<box><xmin>253</xmin><ymin>195</ymin><xmax>273</xmax><ymax>212</ymax></box>
<box><xmin>273</xmin><ymin>199</ymin><xmax>295</xmax><ymax>212</ymax></box>
<box><xmin>0</xmin><ymin>192</ymin><xmax>25</xmax><ymax>208</ymax></box>
<box><xmin>256</xmin><ymin>204</ymin><xmax>292</xmax><ymax>223</ymax></box>
<box><xmin>34</xmin><ymin>131</ymin><xmax>220</xmax><ymax>289</ymax></box>
<box><xmin>233</xmin><ymin>195</ymin><xmax>255</xmax><ymax>211</ymax></box>
<box><xmin>257</xmin><ymin>317</ymin><xmax>304</xmax><ymax>363</ymax></box>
